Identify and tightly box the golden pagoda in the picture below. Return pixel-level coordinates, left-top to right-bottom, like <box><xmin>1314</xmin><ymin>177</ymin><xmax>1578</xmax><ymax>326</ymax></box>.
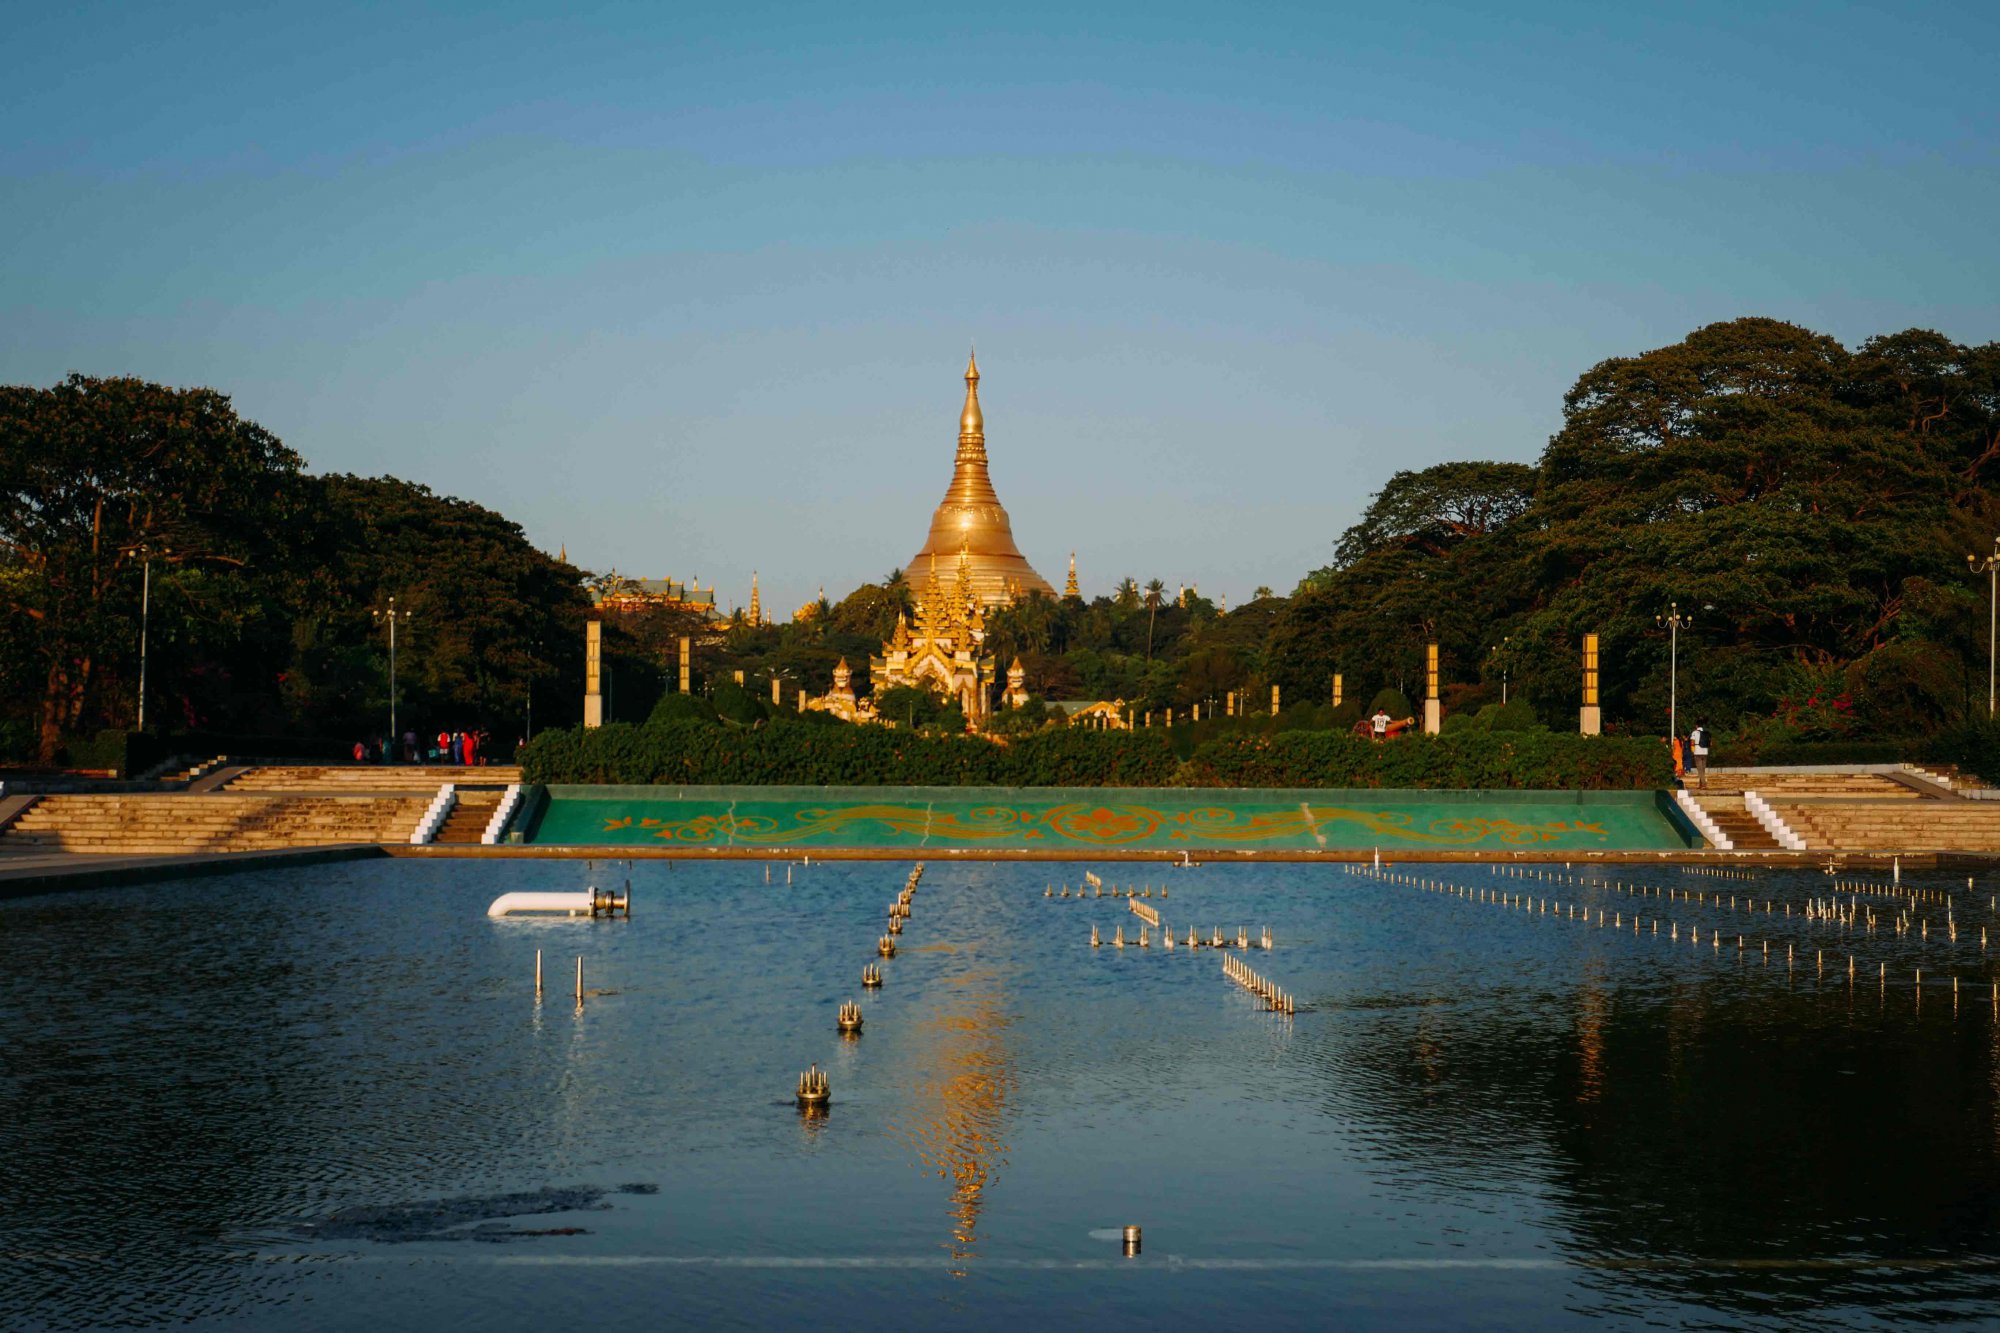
<box><xmin>907</xmin><ymin>354</ymin><xmax>1055</xmax><ymax>606</ymax></box>
<box><xmin>871</xmin><ymin>549</ymin><xmax>996</xmax><ymax>725</ymax></box>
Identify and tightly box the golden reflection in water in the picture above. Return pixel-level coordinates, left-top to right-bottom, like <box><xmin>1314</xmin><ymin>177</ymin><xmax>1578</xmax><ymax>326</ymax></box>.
<box><xmin>895</xmin><ymin>973</ymin><xmax>1015</xmax><ymax>1274</ymax></box>
<box><xmin>1575</xmin><ymin>962</ymin><xmax>1608</xmax><ymax>1108</ymax></box>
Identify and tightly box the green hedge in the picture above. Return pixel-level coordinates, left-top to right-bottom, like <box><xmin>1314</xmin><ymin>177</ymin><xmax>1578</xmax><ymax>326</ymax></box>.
<box><xmin>521</xmin><ymin>720</ymin><xmax>1671</xmax><ymax>789</ymax></box>
<box><xmin>1187</xmin><ymin>730</ymin><xmax>1668</xmax><ymax>789</ymax></box>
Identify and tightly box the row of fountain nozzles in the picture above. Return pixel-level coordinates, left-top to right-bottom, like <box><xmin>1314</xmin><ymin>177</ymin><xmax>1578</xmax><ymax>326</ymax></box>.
<box><xmin>1096</xmin><ymin>924</ymin><xmax>1272</xmax><ymax>950</ymax></box>
<box><xmin>1049</xmin><ymin>884</ymin><xmax>1165</xmax><ymax>899</ymax></box>
<box><xmin>1224</xmin><ymin>953</ymin><xmax>1295</xmax><ymax>1014</ymax></box>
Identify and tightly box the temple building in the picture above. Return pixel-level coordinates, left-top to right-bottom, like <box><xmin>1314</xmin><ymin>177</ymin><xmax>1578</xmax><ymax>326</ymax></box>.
<box><xmin>804</xmin><ymin>658</ymin><xmax>871</xmax><ymax>723</ymax></box>
<box><xmin>870</xmin><ymin>550</ymin><xmax>997</xmax><ymax>725</ymax></box>
<box><xmin>907</xmin><ymin>354</ymin><xmax>1055</xmax><ymax>607</ymax></box>
<box><xmin>590</xmin><ymin>575</ymin><xmax>717</xmax><ymax>617</ymax></box>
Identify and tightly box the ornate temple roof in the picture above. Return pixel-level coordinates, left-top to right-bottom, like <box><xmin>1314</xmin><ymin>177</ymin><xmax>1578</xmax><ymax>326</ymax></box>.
<box><xmin>908</xmin><ymin>353</ymin><xmax>1055</xmax><ymax>606</ymax></box>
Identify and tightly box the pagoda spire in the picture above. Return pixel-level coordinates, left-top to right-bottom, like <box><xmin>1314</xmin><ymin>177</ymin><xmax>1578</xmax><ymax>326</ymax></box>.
<box><xmin>1065</xmin><ymin>551</ymin><xmax>1079</xmax><ymax>599</ymax></box>
<box><xmin>960</xmin><ymin>349</ymin><xmax>983</xmax><ymax>450</ymax></box>
<box><xmin>908</xmin><ymin>354</ymin><xmax>1055</xmax><ymax>605</ymax></box>
<box><xmin>748</xmin><ymin>571</ymin><xmax>761</xmax><ymax>625</ymax></box>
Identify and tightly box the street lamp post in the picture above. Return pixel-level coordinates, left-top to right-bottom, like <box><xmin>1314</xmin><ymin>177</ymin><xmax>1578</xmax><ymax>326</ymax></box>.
<box><xmin>371</xmin><ymin>597</ymin><xmax>413</xmax><ymax>751</ymax></box>
<box><xmin>1488</xmin><ymin>635</ymin><xmax>1513</xmax><ymax>706</ymax></box>
<box><xmin>1656</xmin><ymin>602</ymin><xmax>1695</xmax><ymax>738</ymax></box>
<box><xmin>124</xmin><ymin>544</ymin><xmax>169</xmax><ymax>730</ymax></box>
<box><xmin>1969</xmin><ymin>539</ymin><xmax>2000</xmax><ymax>718</ymax></box>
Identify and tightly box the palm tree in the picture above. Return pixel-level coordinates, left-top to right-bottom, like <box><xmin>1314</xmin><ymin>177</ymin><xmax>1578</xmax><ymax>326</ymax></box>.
<box><xmin>883</xmin><ymin>566</ymin><xmax>913</xmax><ymax>619</ymax></box>
<box><xmin>1144</xmin><ymin>579</ymin><xmax>1166</xmax><ymax>659</ymax></box>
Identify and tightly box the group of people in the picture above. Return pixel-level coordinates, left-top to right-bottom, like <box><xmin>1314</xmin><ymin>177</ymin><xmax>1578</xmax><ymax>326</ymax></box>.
<box><xmin>350</xmin><ymin>728</ymin><xmax>495</xmax><ymax>766</ymax></box>
<box><xmin>1671</xmin><ymin>722</ymin><xmax>1712</xmax><ymax>788</ymax></box>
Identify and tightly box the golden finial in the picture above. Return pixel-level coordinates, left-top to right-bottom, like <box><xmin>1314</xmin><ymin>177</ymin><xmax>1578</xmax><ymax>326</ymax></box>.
<box><xmin>960</xmin><ymin>351</ymin><xmax>984</xmax><ymax>442</ymax></box>
<box><xmin>1065</xmin><ymin>551</ymin><xmax>1079</xmax><ymax>599</ymax></box>
<box><xmin>748</xmin><ymin>571</ymin><xmax>761</xmax><ymax>625</ymax></box>
<box><xmin>558</xmin><ymin>543</ymin><xmax>567</xmax><ymax>563</ymax></box>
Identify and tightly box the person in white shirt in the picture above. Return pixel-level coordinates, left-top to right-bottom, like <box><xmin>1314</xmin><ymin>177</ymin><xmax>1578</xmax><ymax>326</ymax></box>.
<box><xmin>1371</xmin><ymin>709</ymin><xmax>1391</xmax><ymax>739</ymax></box>
<box><xmin>1688</xmin><ymin>722</ymin><xmax>1711</xmax><ymax>789</ymax></box>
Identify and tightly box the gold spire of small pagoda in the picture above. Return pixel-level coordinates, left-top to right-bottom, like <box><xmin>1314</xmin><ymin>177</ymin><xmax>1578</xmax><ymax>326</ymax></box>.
<box><xmin>1064</xmin><ymin>551</ymin><xmax>1079</xmax><ymax>599</ymax></box>
<box><xmin>558</xmin><ymin>543</ymin><xmax>567</xmax><ymax>563</ymax></box>
<box><xmin>909</xmin><ymin>353</ymin><xmax>1054</xmax><ymax>606</ymax></box>
<box><xmin>748</xmin><ymin>571</ymin><xmax>761</xmax><ymax>625</ymax></box>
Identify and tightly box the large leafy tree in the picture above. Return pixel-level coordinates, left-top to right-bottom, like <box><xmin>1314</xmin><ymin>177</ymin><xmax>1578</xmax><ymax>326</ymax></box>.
<box><xmin>309</xmin><ymin>475</ymin><xmax>590</xmax><ymax>740</ymax></box>
<box><xmin>0</xmin><ymin>376</ymin><xmax>312</xmax><ymax>759</ymax></box>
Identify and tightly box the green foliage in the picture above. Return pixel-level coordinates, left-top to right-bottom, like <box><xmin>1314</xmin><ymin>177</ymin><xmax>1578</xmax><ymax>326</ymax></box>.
<box><xmin>708</xmin><ymin>678</ymin><xmax>766</xmax><ymax>725</ymax></box>
<box><xmin>648</xmin><ymin>692</ymin><xmax>719</xmax><ymax>726</ymax></box>
<box><xmin>1190</xmin><ymin>731</ymin><xmax>1670</xmax><ymax>790</ymax></box>
<box><xmin>523</xmin><ymin>720</ymin><xmax>1666</xmax><ymax>789</ymax></box>
<box><xmin>1480</xmin><ymin>699</ymin><xmax>1543</xmax><ymax>732</ymax></box>
<box><xmin>522</xmin><ymin>720</ymin><xmax>1185</xmax><ymax>786</ymax></box>
<box><xmin>873</xmin><ymin>685</ymin><xmax>942</xmax><ymax>729</ymax></box>
<box><xmin>1922</xmin><ymin>723</ymin><xmax>2000</xmax><ymax>786</ymax></box>
<box><xmin>0</xmin><ymin>375</ymin><xmax>312</xmax><ymax>760</ymax></box>
<box><xmin>1367</xmin><ymin>688</ymin><xmax>1413</xmax><ymax>717</ymax></box>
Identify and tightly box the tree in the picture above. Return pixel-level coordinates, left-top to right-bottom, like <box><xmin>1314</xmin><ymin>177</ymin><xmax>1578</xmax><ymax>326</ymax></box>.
<box><xmin>312</xmin><ymin>476</ymin><xmax>590</xmax><ymax>738</ymax></box>
<box><xmin>1144</xmin><ymin>578</ymin><xmax>1166</xmax><ymax>658</ymax></box>
<box><xmin>1323</xmin><ymin>460</ymin><xmax>1538</xmax><ymax>571</ymax></box>
<box><xmin>0</xmin><ymin>375</ymin><xmax>311</xmax><ymax>759</ymax></box>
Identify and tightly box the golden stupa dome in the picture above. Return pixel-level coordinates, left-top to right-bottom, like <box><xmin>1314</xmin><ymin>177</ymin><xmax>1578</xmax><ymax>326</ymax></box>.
<box><xmin>908</xmin><ymin>354</ymin><xmax>1054</xmax><ymax>606</ymax></box>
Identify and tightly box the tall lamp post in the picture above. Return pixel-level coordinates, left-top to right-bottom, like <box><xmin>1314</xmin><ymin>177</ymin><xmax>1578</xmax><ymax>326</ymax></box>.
<box><xmin>371</xmin><ymin>597</ymin><xmax>412</xmax><ymax>751</ymax></box>
<box><xmin>124</xmin><ymin>544</ymin><xmax>169</xmax><ymax>730</ymax></box>
<box><xmin>1970</xmin><ymin>538</ymin><xmax>2000</xmax><ymax>718</ymax></box>
<box><xmin>1488</xmin><ymin>635</ymin><xmax>1513</xmax><ymax>706</ymax></box>
<box><xmin>1656</xmin><ymin>602</ymin><xmax>1695</xmax><ymax>739</ymax></box>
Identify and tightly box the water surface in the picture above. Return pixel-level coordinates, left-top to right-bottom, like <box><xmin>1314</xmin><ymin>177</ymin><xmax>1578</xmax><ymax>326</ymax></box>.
<box><xmin>3</xmin><ymin>857</ymin><xmax>1997</xmax><ymax>1329</ymax></box>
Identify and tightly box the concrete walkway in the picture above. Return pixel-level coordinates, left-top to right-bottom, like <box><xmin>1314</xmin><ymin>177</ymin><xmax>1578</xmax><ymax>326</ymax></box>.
<box><xmin>0</xmin><ymin>844</ymin><xmax>386</xmax><ymax>899</ymax></box>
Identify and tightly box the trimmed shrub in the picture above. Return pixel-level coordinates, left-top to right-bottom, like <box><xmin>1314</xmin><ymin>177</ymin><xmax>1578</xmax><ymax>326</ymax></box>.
<box><xmin>521</xmin><ymin>719</ymin><xmax>1670</xmax><ymax>789</ymax></box>
<box><xmin>1368</xmin><ymin>688</ymin><xmax>1413</xmax><ymax>718</ymax></box>
<box><xmin>1187</xmin><ymin>731</ymin><xmax>1668</xmax><ymax>790</ymax></box>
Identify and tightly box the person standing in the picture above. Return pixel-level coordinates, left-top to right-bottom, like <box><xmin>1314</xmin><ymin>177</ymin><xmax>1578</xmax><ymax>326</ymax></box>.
<box><xmin>436</xmin><ymin>729</ymin><xmax>450</xmax><ymax>764</ymax></box>
<box><xmin>1688</xmin><ymin>721</ymin><xmax>1711</xmax><ymax>789</ymax></box>
<box><xmin>1371</xmin><ymin>708</ymin><xmax>1391</xmax><ymax>740</ymax></box>
<box><xmin>1671</xmin><ymin>733</ymin><xmax>1685</xmax><ymax>782</ymax></box>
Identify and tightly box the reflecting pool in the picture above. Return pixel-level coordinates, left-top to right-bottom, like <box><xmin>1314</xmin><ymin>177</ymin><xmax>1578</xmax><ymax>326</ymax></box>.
<box><xmin>4</xmin><ymin>857</ymin><xmax>1999</xmax><ymax>1329</ymax></box>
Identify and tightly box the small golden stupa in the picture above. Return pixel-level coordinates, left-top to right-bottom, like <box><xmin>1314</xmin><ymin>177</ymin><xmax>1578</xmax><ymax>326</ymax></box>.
<box><xmin>907</xmin><ymin>353</ymin><xmax>1054</xmax><ymax>606</ymax></box>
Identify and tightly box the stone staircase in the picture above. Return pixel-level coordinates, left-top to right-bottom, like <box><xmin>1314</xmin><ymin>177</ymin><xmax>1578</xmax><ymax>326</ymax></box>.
<box><xmin>1699</xmin><ymin>771</ymin><xmax>1921</xmax><ymax>799</ymax></box>
<box><xmin>224</xmin><ymin>765</ymin><xmax>521</xmax><ymax>793</ymax></box>
<box><xmin>433</xmin><ymin>791</ymin><xmax>503</xmax><ymax>845</ymax></box>
<box><xmin>159</xmin><ymin>755</ymin><xmax>229</xmax><ymax>784</ymax></box>
<box><xmin>1772</xmin><ymin>800</ymin><xmax>2000</xmax><ymax>853</ymax></box>
<box><xmin>0</xmin><ymin>794</ymin><xmax>430</xmax><ymax>854</ymax></box>
<box><xmin>1691</xmin><ymin>797</ymin><xmax>1782</xmax><ymax>850</ymax></box>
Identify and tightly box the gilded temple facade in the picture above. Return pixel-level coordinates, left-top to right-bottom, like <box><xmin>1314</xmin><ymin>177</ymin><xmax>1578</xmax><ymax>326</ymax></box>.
<box><xmin>871</xmin><ymin>552</ymin><xmax>997</xmax><ymax>725</ymax></box>
<box><xmin>907</xmin><ymin>354</ymin><xmax>1055</xmax><ymax>607</ymax></box>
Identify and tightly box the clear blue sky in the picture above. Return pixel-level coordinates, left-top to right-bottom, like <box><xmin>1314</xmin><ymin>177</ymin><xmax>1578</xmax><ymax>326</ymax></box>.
<box><xmin>4</xmin><ymin>0</ymin><xmax>1994</xmax><ymax>615</ymax></box>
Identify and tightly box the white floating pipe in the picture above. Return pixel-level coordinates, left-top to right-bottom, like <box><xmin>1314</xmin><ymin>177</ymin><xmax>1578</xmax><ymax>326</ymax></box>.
<box><xmin>488</xmin><ymin>891</ymin><xmax>594</xmax><ymax>917</ymax></box>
